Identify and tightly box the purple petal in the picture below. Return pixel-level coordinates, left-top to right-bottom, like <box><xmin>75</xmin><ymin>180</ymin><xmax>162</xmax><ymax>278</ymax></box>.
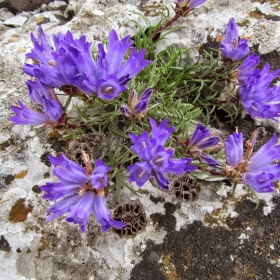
<box><xmin>150</xmin><ymin>118</ymin><xmax>174</xmax><ymax>146</ymax></box>
<box><xmin>93</xmin><ymin>195</ymin><xmax>125</xmax><ymax>232</ymax></box>
<box><xmin>152</xmin><ymin>170</ymin><xmax>170</xmax><ymax>190</ymax></box>
<box><xmin>225</xmin><ymin>132</ymin><xmax>243</xmax><ymax>168</ymax></box>
<box><xmin>49</xmin><ymin>154</ymin><xmax>89</xmax><ymax>184</ymax></box>
<box><xmin>90</xmin><ymin>159</ymin><xmax>110</xmax><ymax>189</ymax></box>
<box><xmin>225</xmin><ymin>18</ymin><xmax>238</xmax><ymax>44</ymax></box>
<box><xmin>66</xmin><ymin>191</ymin><xmax>95</xmax><ymax>233</ymax></box>
<box><xmin>189</xmin><ymin>0</ymin><xmax>207</xmax><ymax>9</ymax></box>
<box><xmin>9</xmin><ymin>100</ymin><xmax>50</xmax><ymax>126</ymax></box>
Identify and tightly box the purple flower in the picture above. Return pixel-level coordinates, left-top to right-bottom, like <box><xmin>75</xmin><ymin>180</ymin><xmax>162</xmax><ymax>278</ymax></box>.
<box><xmin>120</xmin><ymin>88</ymin><xmax>153</xmax><ymax>119</ymax></box>
<box><xmin>185</xmin><ymin>124</ymin><xmax>222</xmax><ymax>166</ymax></box>
<box><xmin>238</xmin><ymin>63</ymin><xmax>280</xmax><ymax>120</ymax></box>
<box><xmin>40</xmin><ymin>153</ymin><xmax>126</xmax><ymax>232</ymax></box>
<box><xmin>231</xmin><ymin>53</ymin><xmax>260</xmax><ymax>84</ymax></box>
<box><xmin>128</xmin><ymin>118</ymin><xmax>197</xmax><ymax>190</ymax></box>
<box><xmin>219</xmin><ymin>18</ymin><xmax>249</xmax><ymax>61</ymax></box>
<box><xmin>9</xmin><ymin>81</ymin><xmax>63</xmax><ymax>126</ymax></box>
<box><xmin>225</xmin><ymin>130</ymin><xmax>280</xmax><ymax>193</ymax></box>
<box><xmin>24</xmin><ymin>26</ymin><xmax>151</xmax><ymax>100</ymax></box>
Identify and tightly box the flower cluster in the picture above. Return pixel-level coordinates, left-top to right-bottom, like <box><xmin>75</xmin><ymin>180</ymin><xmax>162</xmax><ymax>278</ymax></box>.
<box><xmin>128</xmin><ymin>118</ymin><xmax>197</xmax><ymax>190</ymax></box>
<box><xmin>225</xmin><ymin>131</ymin><xmax>280</xmax><ymax>193</ymax></box>
<box><xmin>219</xmin><ymin>18</ymin><xmax>280</xmax><ymax>120</ymax></box>
<box><xmin>40</xmin><ymin>153</ymin><xmax>126</xmax><ymax>232</ymax></box>
<box><xmin>9</xmin><ymin>26</ymin><xmax>151</xmax><ymax>127</ymax></box>
<box><xmin>8</xmin><ymin>1</ymin><xmax>280</xmax><ymax>236</ymax></box>
<box><xmin>24</xmin><ymin>26</ymin><xmax>151</xmax><ymax>100</ymax></box>
<box><xmin>238</xmin><ymin>63</ymin><xmax>280</xmax><ymax>120</ymax></box>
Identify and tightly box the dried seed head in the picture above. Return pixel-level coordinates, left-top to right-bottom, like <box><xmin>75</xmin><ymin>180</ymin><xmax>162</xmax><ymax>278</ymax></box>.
<box><xmin>171</xmin><ymin>174</ymin><xmax>201</xmax><ymax>202</ymax></box>
<box><xmin>112</xmin><ymin>201</ymin><xmax>147</xmax><ymax>238</ymax></box>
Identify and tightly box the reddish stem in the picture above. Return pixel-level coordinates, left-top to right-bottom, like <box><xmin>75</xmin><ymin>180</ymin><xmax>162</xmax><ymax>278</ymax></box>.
<box><xmin>152</xmin><ymin>13</ymin><xmax>181</xmax><ymax>40</ymax></box>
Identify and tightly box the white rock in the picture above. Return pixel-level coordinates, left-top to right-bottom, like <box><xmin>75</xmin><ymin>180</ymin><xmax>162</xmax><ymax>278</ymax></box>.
<box><xmin>3</xmin><ymin>16</ymin><xmax>28</xmax><ymax>27</ymax></box>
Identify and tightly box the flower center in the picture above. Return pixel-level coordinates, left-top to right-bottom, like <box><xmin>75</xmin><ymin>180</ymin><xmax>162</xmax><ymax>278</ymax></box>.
<box><xmin>102</xmin><ymin>86</ymin><xmax>113</xmax><ymax>95</ymax></box>
<box><xmin>78</xmin><ymin>181</ymin><xmax>94</xmax><ymax>196</ymax></box>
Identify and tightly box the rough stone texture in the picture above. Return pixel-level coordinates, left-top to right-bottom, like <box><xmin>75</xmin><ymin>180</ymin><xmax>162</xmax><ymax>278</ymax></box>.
<box><xmin>0</xmin><ymin>0</ymin><xmax>54</xmax><ymax>13</ymax></box>
<box><xmin>0</xmin><ymin>0</ymin><xmax>280</xmax><ymax>279</ymax></box>
<box><xmin>3</xmin><ymin>15</ymin><xmax>28</xmax><ymax>27</ymax></box>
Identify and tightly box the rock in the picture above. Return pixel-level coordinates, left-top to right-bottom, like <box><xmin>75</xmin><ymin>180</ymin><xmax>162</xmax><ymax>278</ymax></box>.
<box><xmin>0</xmin><ymin>7</ymin><xmax>13</xmax><ymax>21</ymax></box>
<box><xmin>3</xmin><ymin>15</ymin><xmax>28</xmax><ymax>27</ymax></box>
<box><xmin>48</xmin><ymin>1</ymin><xmax>67</xmax><ymax>11</ymax></box>
<box><xmin>0</xmin><ymin>0</ymin><xmax>54</xmax><ymax>13</ymax></box>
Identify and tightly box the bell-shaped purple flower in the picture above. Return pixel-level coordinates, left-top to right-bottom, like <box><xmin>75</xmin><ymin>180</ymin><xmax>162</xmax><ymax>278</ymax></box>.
<box><xmin>219</xmin><ymin>18</ymin><xmax>249</xmax><ymax>61</ymax></box>
<box><xmin>40</xmin><ymin>153</ymin><xmax>126</xmax><ymax>232</ymax></box>
<box><xmin>128</xmin><ymin>118</ymin><xmax>197</xmax><ymax>190</ymax></box>
<box><xmin>225</xmin><ymin>131</ymin><xmax>280</xmax><ymax>193</ymax></box>
<box><xmin>185</xmin><ymin>124</ymin><xmax>222</xmax><ymax>166</ymax></box>
<box><xmin>238</xmin><ymin>63</ymin><xmax>280</xmax><ymax>120</ymax></box>
<box><xmin>9</xmin><ymin>96</ymin><xmax>63</xmax><ymax>126</ymax></box>
<box><xmin>121</xmin><ymin>88</ymin><xmax>153</xmax><ymax>119</ymax></box>
<box><xmin>9</xmin><ymin>80</ymin><xmax>63</xmax><ymax>126</ymax></box>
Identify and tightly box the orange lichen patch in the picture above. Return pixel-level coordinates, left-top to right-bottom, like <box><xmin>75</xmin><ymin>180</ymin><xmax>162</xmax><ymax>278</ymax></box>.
<box><xmin>9</xmin><ymin>37</ymin><xmax>19</xmax><ymax>42</ymax></box>
<box><xmin>9</xmin><ymin>198</ymin><xmax>33</xmax><ymax>223</ymax></box>
<box><xmin>162</xmin><ymin>252</ymin><xmax>181</xmax><ymax>280</ymax></box>
<box><xmin>249</xmin><ymin>11</ymin><xmax>262</xmax><ymax>19</ymax></box>
<box><xmin>14</xmin><ymin>170</ymin><xmax>28</xmax><ymax>179</ymax></box>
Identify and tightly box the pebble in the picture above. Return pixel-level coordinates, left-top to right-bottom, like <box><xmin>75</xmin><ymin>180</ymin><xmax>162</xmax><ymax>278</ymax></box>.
<box><xmin>3</xmin><ymin>16</ymin><xmax>28</xmax><ymax>27</ymax></box>
<box><xmin>48</xmin><ymin>1</ymin><xmax>68</xmax><ymax>11</ymax></box>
